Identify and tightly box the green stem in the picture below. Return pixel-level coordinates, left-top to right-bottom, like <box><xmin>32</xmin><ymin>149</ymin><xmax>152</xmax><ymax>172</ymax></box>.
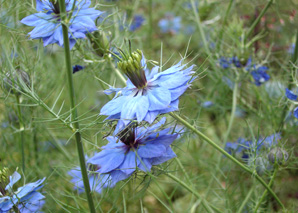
<box><xmin>58</xmin><ymin>0</ymin><xmax>96</xmax><ymax>212</ymax></box>
<box><xmin>216</xmin><ymin>0</ymin><xmax>234</xmax><ymax>51</ymax></box>
<box><xmin>223</xmin><ymin>78</ymin><xmax>238</xmax><ymax>143</ymax></box>
<box><xmin>167</xmin><ymin>173</ymin><xmax>219</xmax><ymax>213</ymax></box>
<box><xmin>190</xmin><ymin>0</ymin><xmax>210</xmax><ymax>54</ymax></box>
<box><xmin>237</xmin><ymin>186</ymin><xmax>254</xmax><ymax>213</ymax></box>
<box><xmin>292</xmin><ymin>29</ymin><xmax>298</xmax><ymax>65</ymax></box>
<box><xmin>169</xmin><ymin>112</ymin><xmax>285</xmax><ymax>210</ymax></box>
<box><xmin>245</xmin><ymin>0</ymin><xmax>273</xmax><ymax>42</ymax></box>
<box><xmin>15</xmin><ymin>95</ymin><xmax>25</xmax><ymax>172</ymax></box>
<box><xmin>148</xmin><ymin>0</ymin><xmax>153</xmax><ymax>48</ymax></box>
<box><xmin>253</xmin><ymin>167</ymin><xmax>278</xmax><ymax>212</ymax></box>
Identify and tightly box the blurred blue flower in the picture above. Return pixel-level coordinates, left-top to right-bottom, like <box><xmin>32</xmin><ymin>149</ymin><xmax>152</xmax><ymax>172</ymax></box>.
<box><xmin>285</xmin><ymin>88</ymin><xmax>298</xmax><ymax>101</ymax></box>
<box><xmin>129</xmin><ymin>15</ymin><xmax>145</xmax><ymax>32</ymax></box>
<box><xmin>288</xmin><ymin>43</ymin><xmax>295</xmax><ymax>55</ymax></box>
<box><xmin>201</xmin><ymin>101</ymin><xmax>214</xmax><ymax>108</ymax></box>
<box><xmin>72</xmin><ymin>65</ymin><xmax>85</xmax><ymax>74</ymax></box>
<box><xmin>21</xmin><ymin>0</ymin><xmax>103</xmax><ymax>49</ymax></box>
<box><xmin>219</xmin><ymin>57</ymin><xmax>230</xmax><ymax>69</ymax></box>
<box><xmin>158</xmin><ymin>14</ymin><xmax>181</xmax><ymax>34</ymax></box>
<box><xmin>250</xmin><ymin>65</ymin><xmax>270</xmax><ymax>86</ymax></box>
<box><xmin>100</xmin><ymin>52</ymin><xmax>195</xmax><ymax>133</ymax></box>
<box><xmin>222</xmin><ymin>76</ymin><xmax>235</xmax><ymax>90</ymax></box>
<box><xmin>68</xmin><ymin>158</ymin><xmax>116</xmax><ymax>194</ymax></box>
<box><xmin>294</xmin><ymin>107</ymin><xmax>298</xmax><ymax>119</ymax></box>
<box><xmin>225</xmin><ymin>133</ymin><xmax>281</xmax><ymax>160</ymax></box>
<box><xmin>87</xmin><ymin>118</ymin><xmax>177</xmax><ymax>182</ymax></box>
<box><xmin>0</xmin><ymin>171</ymin><xmax>45</xmax><ymax>212</ymax></box>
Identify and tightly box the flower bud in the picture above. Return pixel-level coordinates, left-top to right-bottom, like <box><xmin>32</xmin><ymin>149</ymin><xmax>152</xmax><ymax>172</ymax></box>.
<box><xmin>3</xmin><ymin>69</ymin><xmax>30</xmax><ymax>95</ymax></box>
<box><xmin>268</xmin><ymin>147</ymin><xmax>289</xmax><ymax>165</ymax></box>
<box><xmin>255</xmin><ymin>156</ymin><xmax>273</xmax><ymax>176</ymax></box>
<box><xmin>0</xmin><ymin>167</ymin><xmax>8</xmax><ymax>196</ymax></box>
<box><xmin>89</xmin><ymin>31</ymin><xmax>110</xmax><ymax>57</ymax></box>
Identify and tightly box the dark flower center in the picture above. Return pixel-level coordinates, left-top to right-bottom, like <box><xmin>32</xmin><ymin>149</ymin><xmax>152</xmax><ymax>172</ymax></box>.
<box><xmin>117</xmin><ymin>124</ymin><xmax>140</xmax><ymax>149</ymax></box>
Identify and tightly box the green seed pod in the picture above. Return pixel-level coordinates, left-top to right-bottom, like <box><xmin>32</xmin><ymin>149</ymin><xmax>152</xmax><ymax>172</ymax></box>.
<box><xmin>90</xmin><ymin>31</ymin><xmax>110</xmax><ymax>57</ymax></box>
<box><xmin>268</xmin><ymin>147</ymin><xmax>289</xmax><ymax>165</ymax></box>
<box><xmin>3</xmin><ymin>69</ymin><xmax>30</xmax><ymax>95</ymax></box>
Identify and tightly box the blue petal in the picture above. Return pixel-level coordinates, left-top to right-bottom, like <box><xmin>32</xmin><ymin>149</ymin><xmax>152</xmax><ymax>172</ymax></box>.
<box><xmin>294</xmin><ymin>107</ymin><xmax>298</xmax><ymax>119</ymax></box>
<box><xmin>147</xmin><ymin>87</ymin><xmax>171</xmax><ymax>110</ymax></box>
<box><xmin>150</xmin><ymin>147</ymin><xmax>176</xmax><ymax>165</ymax></box>
<box><xmin>137</xmin><ymin>143</ymin><xmax>166</xmax><ymax>158</ymax></box>
<box><xmin>120</xmin><ymin>95</ymin><xmax>149</xmax><ymax>123</ymax></box>
<box><xmin>53</xmin><ymin>25</ymin><xmax>63</xmax><ymax>46</ymax></box>
<box><xmin>100</xmin><ymin>96</ymin><xmax>129</xmax><ymax>116</ymax></box>
<box><xmin>169</xmin><ymin>85</ymin><xmax>189</xmax><ymax>100</ymax></box>
<box><xmin>285</xmin><ymin>88</ymin><xmax>298</xmax><ymax>101</ymax></box>
<box><xmin>87</xmin><ymin>149</ymin><xmax>126</xmax><ymax>173</ymax></box>
<box><xmin>118</xmin><ymin>151</ymin><xmax>138</xmax><ymax>175</ymax></box>
<box><xmin>76</xmin><ymin>8</ymin><xmax>103</xmax><ymax>20</ymax></box>
<box><xmin>146</xmin><ymin>134</ymin><xmax>178</xmax><ymax>147</ymax></box>
<box><xmin>21</xmin><ymin>13</ymin><xmax>52</xmax><ymax>26</ymax></box>
<box><xmin>110</xmin><ymin>170</ymin><xmax>130</xmax><ymax>185</ymax></box>
<box><xmin>138</xmin><ymin>158</ymin><xmax>152</xmax><ymax>172</ymax></box>
<box><xmin>143</xmin><ymin>111</ymin><xmax>159</xmax><ymax>123</ymax></box>
<box><xmin>15</xmin><ymin>178</ymin><xmax>45</xmax><ymax>198</ymax></box>
<box><xmin>29</xmin><ymin>22</ymin><xmax>57</xmax><ymax>38</ymax></box>
<box><xmin>5</xmin><ymin>171</ymin><xmax>21</xmax><ymax>190</ymax></box>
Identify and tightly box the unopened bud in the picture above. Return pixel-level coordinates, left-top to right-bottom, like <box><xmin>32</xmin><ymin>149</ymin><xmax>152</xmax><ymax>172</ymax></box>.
<box><xmin>3</xmin><ymin>69</ymin><xmax>30</xmax><ymax>95</ymax></box>
<box><xmin>90</xmin><ymin>31</ymin><xmax>110</xmax><ymax>57</ymax></box>
<box><xmin>268</xmin><ymin>147</ymin><xmax>289</xmax><ymax>165</ymax></box>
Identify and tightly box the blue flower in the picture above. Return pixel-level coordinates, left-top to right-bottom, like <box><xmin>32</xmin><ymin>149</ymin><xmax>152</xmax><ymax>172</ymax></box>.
<box><xmin>158</xmin><ymin>14</ymin><xmax>181</xmax><ymax>34</ymax></box>
<box><xmin>225</xmin><ymin>133</ymin><xmax>280</xmax><ymax>160</ymax></box>
<box><xmin>0</xmin><ymin>171</ymin><xmax>45</xmax><ymax>213</ymax></box>
<box><xmin>288</xmin><ymin>43</ymin><xmax>295</xmax><ymax>55</ymax></box>
<box><xmin>87</xmin><ymin>118</ymin><xmax>177</xmax><ymax>183</ymax></box>
<box><xmin>285</xmin><ymin>88</ymin><xmax>298</xmax><ymax>101</ymax></box>
<box><xmin>250</xmin><ymin>65</ymin><xmax>270</xmax><ymax>86</ymax></box>
<box><xmin>21</xmin><ymin>0</ymin><xmax>103</xmax><ymax>49</ymax></box>
<box><xmin>219</xmin><ymin>57</ymin><xmax>230</xmax><ymax>69</ymax></box>
<box><xmin>294</xmin><ymin>107</ymin><xmax>298</xmax><ymax>119</ymax></box>
<box><xmin>129</xmin><ymin>15</ymin><xmax>145</xmax><ymax>32</ymax></box>
<box><xmin>72</xmin><ymin>65</ymin><xmax>85</xmax><ymax>74</ymax></box>
<box><xmin>101</xmin><ymin>51</ymin><xmax>195</xmax><ymax>133</ymax></box>
<box><xmin>68</xmin><ymin>158</ymin><xmax>118</xmax><ymax>194</ymax></box>
<box><xmin>201</xmin><ymin>101</ymin><xmax>214</xmax><ymax>108</ymax></box>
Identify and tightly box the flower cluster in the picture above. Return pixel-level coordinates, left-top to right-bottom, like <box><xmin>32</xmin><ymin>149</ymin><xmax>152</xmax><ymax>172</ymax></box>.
<box><xmin>0</xmin><ymin>170</ymin><xmax>45</xmax><ymax>212</ymax></box>
<box><xmin>219</xmin><ymin>56</ymin><xmax>270</xmax><ymax>86</ymax></box>
<box><xmin>69</xmin><ymin>118</ymin><xmax>178</xmax><ymax>194</ymax></box>
<box><xmin>21</xmin><ymin>0</ymin><xmax>103</xmax><ymax>49</ymax></box>
<box><xmin>285</xmin><ymin>88</ymin><xmax>298</xmax><ymax>119</ymax></box>
<box><xmin>225</xmin><ymin>133</ymin><xmax>281</xmax><ymax>161</ymax></box>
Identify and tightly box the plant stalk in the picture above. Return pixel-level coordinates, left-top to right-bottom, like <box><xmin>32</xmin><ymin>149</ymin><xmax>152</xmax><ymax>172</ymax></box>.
<box><xmin>58</xmin><ymin>0</ymin><xmax>96</xmax><ymax>212</ymax></box>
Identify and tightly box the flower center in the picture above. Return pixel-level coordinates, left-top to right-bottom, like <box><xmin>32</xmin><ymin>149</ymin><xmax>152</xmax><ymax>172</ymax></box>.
<box><xmin>87</xmin><ymin>163</ymin><xmax>100</xmax><ymax>172</ymax></box>
<box><xmin>117</xmin><ymin>50</ymin><xmax>147</xmax><ymax>89</ymax></box>
<box><xmin>117</xmin><ymin>124</ymin><xmax>139</xmax><ymax>149</ymax></box>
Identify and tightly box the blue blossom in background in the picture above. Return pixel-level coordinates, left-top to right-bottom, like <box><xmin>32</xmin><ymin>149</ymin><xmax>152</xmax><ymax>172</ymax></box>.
<box><xmin>288</xmin><ymin>43</ymin><xmax>295</xmax><ymax>55</ymax></box>
<box><xmin>250</xmin><ymin>65</ymin><xmax>270</xmax><ymax>86</ymax></box>
<box><xmin>101</xmin><ymin>51</ymin><xmax>195</xmax><ymax>133</ymax></box>
<box><xmin>219</xmin><ymin>57</ymin><xmax>230</xmax><ymax>69</ymax></box>
<box><xmin>285</xmin><ymin>88</ymin><xmax>298</xmax><ymax>119</ymax></box>
<box><xmin>285</xmin><ymin>88</ymin><xmax>298</xmax><ymax>101</ymax></box>
<box><xmin>129</xmin><ymin>15</ymin><xmax>145</xmax><ymax>32</ymax></box>
<box><xmin>225</xmin><ymin>133</ymin><xmax>281</xmax><ymax>161</ymax></box>
<box><xmin>158</xmin><ymin>14</ymin><xmax>181</xmax><ymax>34</ymax></box>
<box><xmin>201</xmin><ymin>101</ymin><xmax>214</xmax><ymax>108</ymax></box>
<box><xmin>68</xmin><ymin>158</ymin><xmax>116</xmax><ymax>194</ymax></box>
<box><xmin>87</xmin><ymin>118</ymin><xmax>178</xmax><ymax>182</ymax></box>
<box><xmin>0</xmin><ymin>171</ymin><xmax>45</xmax><ymax>212</ymax></box>
<box><xmin>72</xmin><ymin>65</ymin><xmax>85</xmax><ymax>74</ymax></box>
<box><xmin>21</xmin><ymin>0</ymin><xmax>103</xmax><ymax>49</ymax></box>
